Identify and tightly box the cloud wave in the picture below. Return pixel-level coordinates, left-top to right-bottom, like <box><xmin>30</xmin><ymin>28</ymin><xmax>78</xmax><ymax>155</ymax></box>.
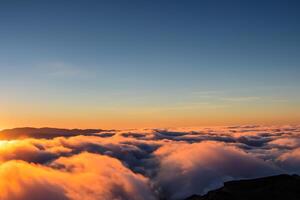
<box><xmin>0</xmin><ymin>125</ymin><xmax>299</xmax><ymax>199</ymax></box>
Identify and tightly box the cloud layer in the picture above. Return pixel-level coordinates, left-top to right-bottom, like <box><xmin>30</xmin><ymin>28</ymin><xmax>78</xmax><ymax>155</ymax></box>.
<box><xmin>0</xmin><ymin>125</ymin><xmax>299</xmax><ymax>199</ymax></box>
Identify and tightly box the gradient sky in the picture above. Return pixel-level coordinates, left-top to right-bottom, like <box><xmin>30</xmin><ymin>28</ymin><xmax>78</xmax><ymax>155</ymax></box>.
<box><xmin>0</xmin><ymin>0</ymin><xmax>299</xmax><ymax>129</ymax></box>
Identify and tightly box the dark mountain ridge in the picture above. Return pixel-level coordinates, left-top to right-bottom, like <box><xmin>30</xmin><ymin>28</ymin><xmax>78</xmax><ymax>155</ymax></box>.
<box><xmin>185</xmin><ymin>174</ymin><xmax>300</xmax><ymax>200</ymax></box>
<box><xmin>0</xmin><ymin>127</ymin><xmax>110</xmax><ymax>139</ymax></box>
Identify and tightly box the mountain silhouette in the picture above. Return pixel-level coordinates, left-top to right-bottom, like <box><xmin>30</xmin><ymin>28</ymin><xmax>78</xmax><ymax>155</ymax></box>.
<box><xmin>185</xmin><ymin>174</ymin><xmax>300</xmax><ymax>200</ymax></box>
<box><xmin>0</xmin><ymin>127</ymin><xmax>108</xmax><ymax>139</ymax></box>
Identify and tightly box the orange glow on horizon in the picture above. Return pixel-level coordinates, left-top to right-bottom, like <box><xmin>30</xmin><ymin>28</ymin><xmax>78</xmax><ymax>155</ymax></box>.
<box><xmin>1</xmin><ymin>98</ymin><xmax>299</xmax><ymax>129</ymax></box>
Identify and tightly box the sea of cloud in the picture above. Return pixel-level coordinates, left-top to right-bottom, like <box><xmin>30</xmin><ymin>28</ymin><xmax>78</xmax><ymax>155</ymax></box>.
<box><xmin>0</xmin><ymin>125</ymin><xmax>299</xmax><ymax>200</ymax></box>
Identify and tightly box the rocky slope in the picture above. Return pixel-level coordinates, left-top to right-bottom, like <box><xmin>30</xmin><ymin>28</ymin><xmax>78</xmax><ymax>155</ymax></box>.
<box><xmin>185</xmin><ymin>174</ymin><xmax>300</xmax><ymax>200</ymax></box>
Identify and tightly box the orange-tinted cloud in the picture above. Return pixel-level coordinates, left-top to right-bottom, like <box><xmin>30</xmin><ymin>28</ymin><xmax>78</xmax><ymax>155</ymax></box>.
<box><xmin>0</xmin><ymin>153</ymin><xmax>155</xmax><ymax>200</ymax></box>
<box><xmin>0</xmin><ymin>125</ymin><xmax>299</xmax><ymax>199</ymax></box>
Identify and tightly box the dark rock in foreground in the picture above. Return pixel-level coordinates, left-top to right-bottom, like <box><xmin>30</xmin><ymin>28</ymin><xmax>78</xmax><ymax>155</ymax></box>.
<box><xmin>185</xmin><ymin>174</ymin><xmax>300</xmax><ymax>200</ymax></box>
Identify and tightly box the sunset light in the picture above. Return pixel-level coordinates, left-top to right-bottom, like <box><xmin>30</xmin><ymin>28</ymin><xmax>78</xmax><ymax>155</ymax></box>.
<box><xmin>0</xmin><ymin>1</ymin><xmax>299</xmax><ymax>200</ymax></box>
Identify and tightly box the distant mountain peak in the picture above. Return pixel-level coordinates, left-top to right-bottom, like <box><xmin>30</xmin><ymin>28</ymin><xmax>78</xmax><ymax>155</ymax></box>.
<box><xmin>0</xmin><ymin>127</ymin><xmax>112</xmax><ymax>139</ymax></box>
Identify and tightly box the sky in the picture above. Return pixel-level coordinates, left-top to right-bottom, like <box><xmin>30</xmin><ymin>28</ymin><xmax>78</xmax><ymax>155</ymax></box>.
<box><xmin>0</xmin><ymin>0</ymin><xmax>299</xmax><ymax>129</ymax></box>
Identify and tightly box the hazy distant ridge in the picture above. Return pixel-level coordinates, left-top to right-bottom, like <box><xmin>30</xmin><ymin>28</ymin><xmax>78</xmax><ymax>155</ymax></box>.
<box><xmin>0</xmin><ymin>127</ymin><xmax>107</xmax><ymax>139</ymax></box>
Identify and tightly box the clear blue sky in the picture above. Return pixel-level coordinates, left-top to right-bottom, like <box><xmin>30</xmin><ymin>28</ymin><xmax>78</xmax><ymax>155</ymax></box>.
<box><xmin>0</xmin><ymin>0</ymin><xmax>299</xmax><ymax>128</ymax></box>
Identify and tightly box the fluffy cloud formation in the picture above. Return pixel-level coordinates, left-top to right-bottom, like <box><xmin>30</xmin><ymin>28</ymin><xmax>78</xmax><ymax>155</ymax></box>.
<box><xmin>0</xmin><ymin>153</ymin><xmax>155</xmax><ymax>200</ymax></box>
<box><xmin>0</xmin><ymin>125</ymin><xmax>299</xmax><ymax>199</ymax></box>
<box><xmin>153</xmin><ymin>141</ymin><xmax>280</xmax><ymax>199</ymax></box>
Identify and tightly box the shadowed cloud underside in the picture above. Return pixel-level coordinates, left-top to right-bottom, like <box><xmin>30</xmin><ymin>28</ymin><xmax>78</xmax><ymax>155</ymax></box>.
<box><xmin>0</xmin><ymin>125</ymin><xmax>299</xmax><ymax>199</ymax></box>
